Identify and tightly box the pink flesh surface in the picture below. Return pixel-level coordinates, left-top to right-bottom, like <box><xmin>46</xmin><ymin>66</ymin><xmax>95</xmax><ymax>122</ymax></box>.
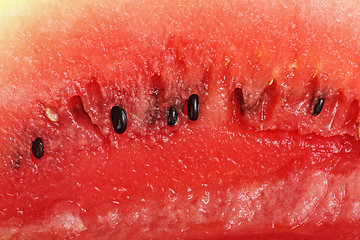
<box><xmin>1</xmin><ymin>0</ymin><xmax>360</xmax><ymax>239</ymax></box>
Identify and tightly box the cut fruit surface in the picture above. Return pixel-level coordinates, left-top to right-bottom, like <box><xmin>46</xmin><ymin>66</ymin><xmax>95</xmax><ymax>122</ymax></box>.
<box><xmin>1</xmin><ymin>0</ymin><xmax>360</xmax><ymax>239</ymax></box>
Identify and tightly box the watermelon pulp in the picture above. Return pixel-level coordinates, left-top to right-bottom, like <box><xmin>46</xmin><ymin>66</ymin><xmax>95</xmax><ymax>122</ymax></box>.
<box><xmin>1</xmin><ymin>0</ymin><xmax>360</xmax><ymax>238</ymax></box>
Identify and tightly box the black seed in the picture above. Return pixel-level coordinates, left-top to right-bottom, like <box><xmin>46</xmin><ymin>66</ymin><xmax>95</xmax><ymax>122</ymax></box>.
<box><xmin>111</xmin><ymin>106</ymin><xmax>127</xmax><ymax>134</ymax></box>
<box><xmin>32</xmin><ymin>137</ymin><xmax>44</xmax><ymax>159</ymax></box>
<box><xmin>313</xmin><ymin>98</ymin><xmax>325</xmax><ymax>116</ymax></box>
<box><xmin>167</xmin><ymin>106</ymin><xmax>178</xmax><ymax>127</ymax></box>
<box><xmin>187</xmin><ymin>94</ymin><xmax>199</xmax><ymax>121</ymax></box>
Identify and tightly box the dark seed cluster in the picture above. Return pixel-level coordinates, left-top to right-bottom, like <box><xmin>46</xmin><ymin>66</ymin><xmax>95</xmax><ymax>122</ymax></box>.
<box><xmin>31</xmin><ymin>91</ymin><xmax>328</xmax><ymax>160</ymax></box>
<box><xmin>31</xmin><ymin>94</ymin><xmax>201</xmax><ymax>160</ymax></box>
<box><xmin>109</xmin><ymin>94</ymin><xmax>200</xmax><ymax>133</ymax></box>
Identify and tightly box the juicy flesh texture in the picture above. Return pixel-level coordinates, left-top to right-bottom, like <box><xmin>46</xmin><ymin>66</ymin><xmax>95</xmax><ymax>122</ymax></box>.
<box><xmin>1</xmin><ymin>0</ymin><xmax>360</xmax><ymax>238</ymax></box>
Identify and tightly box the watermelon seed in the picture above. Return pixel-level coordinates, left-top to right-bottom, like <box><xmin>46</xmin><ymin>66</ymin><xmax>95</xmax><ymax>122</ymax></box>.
<box><xmin>268</xmin><ymin>79</ymin><xmax>274</xmax><ymax>86</ymax></box>
<box><xmin>187</xmin><ymin>94</ymin><xmax>199</xmax><ymax>121</ymax></box>
<box><xmin>32</xmin><ymin>138</ymin><xmax>44</xmax><ymax>159</ymax></box>
<box><xmin>111</xmin><ymin>106</ymin><xmax>127</xmax><ymax>134</ymax></box>
<box><xmin>167</xmin><ymin>106</ymin><xmax>178</xmax><ymax>127</ymax></box>
<box><xmin>45</xmin><ymin>108</ymin><xmax>59</xmax><ymax>123</ymax></box>
<box><xmin>313</xmin><ymin>98</ymin><xmax>325</xmax><ymax>116</ymax></box>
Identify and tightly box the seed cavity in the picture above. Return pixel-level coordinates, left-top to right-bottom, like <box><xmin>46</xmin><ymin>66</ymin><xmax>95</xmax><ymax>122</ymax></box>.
<box><xmin>111</xmin><ymin>106</ymin><xmax>127</xmax><ymax>134</ymax></box>
<box><xmin>187</xmin><ymin>94</ymin><xmax>199</xmax><ymax>121</ymax></box>
<box><xmin>45</xmin><ymin>108</ymin><xmax>59</xmax><ymax>123</ymax></box>
<box><xmin>32</xmin><ymin>137</ymin><xmax>44</xmax><ymax>159</ymax></box>
<box><xmin>167</xmin><ymin>106</ymin><xmax>178</xmax><ymax>127</ymax></box>
<box><xmin>232</xmin><ymin>88</ymin><xmax>246</xmax><ymax>116</ymax></box>
<box><xmin>313</xmin><ymin>98</ymin><xmax>325</xmax><ymax>116</ymax></box>
<box><xmin>268</xmin><ymin>79</ymin><xmax>274</xmax><ymax>86</ymax></box>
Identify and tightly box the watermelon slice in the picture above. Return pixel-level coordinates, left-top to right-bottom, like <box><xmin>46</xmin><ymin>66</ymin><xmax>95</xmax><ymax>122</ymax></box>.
<box><xmin>1</xmin><ymin>0</ymin><xmax>360</xmax><ymax>239</ymax></box>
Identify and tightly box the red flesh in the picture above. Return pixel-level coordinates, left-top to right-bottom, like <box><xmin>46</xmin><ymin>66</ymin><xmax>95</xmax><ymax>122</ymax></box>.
<box><xmin>1</xmin><ymin>0</ymin><xmax>360</xmax><ymax>239</ymax></box>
